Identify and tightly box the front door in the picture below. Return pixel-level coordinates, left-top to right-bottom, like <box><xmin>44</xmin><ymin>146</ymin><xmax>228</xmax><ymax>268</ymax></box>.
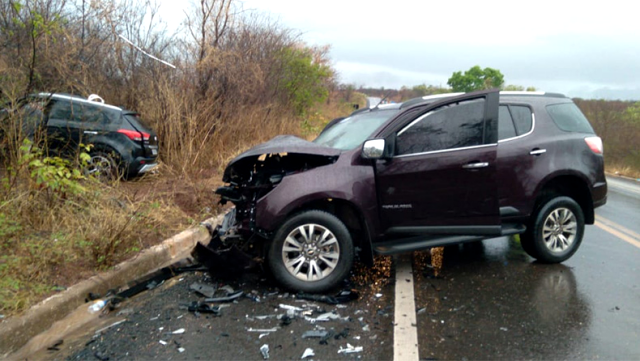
<box><xmin>375</xmin><ymin>90</ymin><xmax>501</xmax><ymax>235</ymax></box>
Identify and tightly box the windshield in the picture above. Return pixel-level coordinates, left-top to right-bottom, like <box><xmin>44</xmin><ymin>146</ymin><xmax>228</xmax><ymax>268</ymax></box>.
<box><xmin>314</xmin><ymin>109</ymin><xmax>399</xmax><ymax>150</ymax></box>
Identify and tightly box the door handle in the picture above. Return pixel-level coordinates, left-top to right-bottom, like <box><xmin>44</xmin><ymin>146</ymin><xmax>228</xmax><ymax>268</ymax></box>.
<box><xmin>529</xmin><ymin>148</ymin><xmax>546</xmax><ymax>156</ymax></box>
<box><xmin>83</xmin><ymin>131</ymin><xmax>98</xmax><ymax>135</ymax></box>
<box><xmin>462</xmin><ymin>162</ymin><xmax>489</xmax><ymax>169</ymax></box>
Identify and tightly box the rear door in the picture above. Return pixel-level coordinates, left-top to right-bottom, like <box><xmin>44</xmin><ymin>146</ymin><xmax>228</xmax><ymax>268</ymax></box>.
<box><xmin>374</xmin><ymin>90</ymin><xmax>501</xmax><ymax>236</ymax></box>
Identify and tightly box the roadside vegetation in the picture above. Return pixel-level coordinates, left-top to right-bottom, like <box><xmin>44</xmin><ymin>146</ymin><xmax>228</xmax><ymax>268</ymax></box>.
<box><xmin>1</xmin><ymin>1</ymin><xmax>639</xmax><ymax>317</ymax></box>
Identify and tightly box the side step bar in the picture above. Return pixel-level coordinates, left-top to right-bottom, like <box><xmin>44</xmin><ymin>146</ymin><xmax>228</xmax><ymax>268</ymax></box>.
<box><xmin>373</xmin><ymin>223</ymin><xmax>526</xmax><ymax>256</ymax></box>
<box><xmin>373</xmin><ymin>235</ymin><xmax>484</xmax><ymax>256</ymax></box>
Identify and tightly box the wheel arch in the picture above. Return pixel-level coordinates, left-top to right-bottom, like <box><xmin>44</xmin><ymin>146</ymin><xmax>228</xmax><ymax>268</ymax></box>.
<box><xmin>534</xmin><ymin>173</ymin><xmax>595</xmax><ymax>225</ymax></box>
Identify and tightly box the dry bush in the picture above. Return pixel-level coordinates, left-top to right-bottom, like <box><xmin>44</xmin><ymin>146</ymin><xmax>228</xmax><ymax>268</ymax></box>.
<box><xmin>0</xmin><ymin>144</ymin><xmax>189</xmax><ymax>314</ymax></box>
<box><xmin>575</xmin><ymin>99</ymin><xmax>640</xmax><ymax>176</ymax></box>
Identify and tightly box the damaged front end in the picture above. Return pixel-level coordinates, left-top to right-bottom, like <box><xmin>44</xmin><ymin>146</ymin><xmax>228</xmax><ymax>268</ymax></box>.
<box><xmin>193</xmin><ymin>135</ymin><xmax>340</xmax><ymax>273</ymax></box>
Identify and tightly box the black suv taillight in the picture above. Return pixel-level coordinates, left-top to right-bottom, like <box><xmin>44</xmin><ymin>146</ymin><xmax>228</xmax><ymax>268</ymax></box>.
<box><xmin>584</xmin><ymin>136</ymin><xmax>603</xmax><ymax>155</ymax></box>
<box><xmin>117</xmin><ymin>129</ymin><xmax>149</xmax><ymax>142</ymax></box>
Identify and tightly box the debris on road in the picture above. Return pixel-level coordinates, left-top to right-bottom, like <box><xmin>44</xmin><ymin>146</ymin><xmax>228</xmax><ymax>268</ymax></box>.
<box><xmin>302</xmin><ymin>330</ymin><xmax>329</xmax><ymax>339</ymax></box>
<box><xmin>338</xmin><ymin>343</ymin><xmax>363</xmax><ymax>354</ymax></box>
<box><xmin>191</xmin><ymin>238</ymin><xmax>256</xmax><ymax>277</ymax></box>
<box><xmin>159</xmin><ymin>340</ymin><xmax>167</xmax><ymax>345</ymax></box>
<box><xmin>260</xmin><ymin>344</ymin><xmax>270</xmax><ymax>359</ymax></box>
<box><xmin>190</xmin><ymin>282</ymin><xmax>217</xmax><ymax>298</ymax></box>
<box><xmin>305</xmin><ymin>311</ymin><xmax>348</xmax><ymax>323</ymax></box>
<box><xmin>205</xmin><ymin>290</ymin><xmax>244</xmax><ymax>303</ymax></box>
<box><xmin>301</xmin><ymin>348</ymin><xmax>315</xmax><ymax>359</ymax></box>
<box><xmin>88</xmin><ymin>299</ymin><xmax>107</xmax><ymax>314</ymax></box>
<box><xmin>430</xmin><ymin>246</ymin><xmax>444</xmax><ymax>276</ymax></box>
<box><xmin>171</xmin><ymin>328</ymin><xmax>185</xmax><ymax>335</ymax></box>
<box><xmin>186</xmin><ymin>302</ymin><xmax>221</xmax><ymax>315</ymax></box>
<box><xmin>248</xmin><ymin>327</ymin><xmax>279</xmax><ymax>333</ymax></box>
<box><xmin>295</xmin><ymin>289</ymin><xmax>359</xmax><ymax>305</ymax></box>
<box><xmin>178</xmin><ymin>347</ymin><xmax>185</xmax><ymax>353</ymax></box>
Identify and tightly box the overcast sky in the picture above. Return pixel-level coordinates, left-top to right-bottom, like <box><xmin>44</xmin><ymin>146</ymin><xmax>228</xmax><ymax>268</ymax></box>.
<box><xmin>162</xmin><ymin>0</ymin><xmax>640</xmax><ymax>100</ymax></box>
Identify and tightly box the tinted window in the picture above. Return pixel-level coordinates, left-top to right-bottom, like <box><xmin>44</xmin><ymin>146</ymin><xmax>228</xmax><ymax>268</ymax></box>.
<box><xmin>547</xmin><ymin>103</ymin><xmax>594</xmax><ymax>133</ymax></box>
<box><xmin>510</xmin><ymin>106</ymin><xmax>533</xmax><ymax>135</ymax></box>
<box><xmin>49</xmin><ymin>100</ymin><xmax>72</xmax><ymax>120</ymax></box>
<box><xmin>396</xmin><ymin>98</ymin><xmax>485</xmax><ymax>155</ymax></box>
<box><xmin>49</xmin><ymin>100</ymin><xmax>119</xmax><ymax>124</ymax></box>
<box><xmin>498</xmin><ymin>105</ymin><xmax>517</xmax><ymax>140</ymax></box>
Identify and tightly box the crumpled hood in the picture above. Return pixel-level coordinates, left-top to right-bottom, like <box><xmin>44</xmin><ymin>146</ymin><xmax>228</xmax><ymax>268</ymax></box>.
<box><xmin>223</xmin><ymin>135</ymin><xmax>341</xmax><ymax>182</ymax></box>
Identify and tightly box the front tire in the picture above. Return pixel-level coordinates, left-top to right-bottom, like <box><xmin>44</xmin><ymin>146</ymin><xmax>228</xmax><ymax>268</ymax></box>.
<box><xmin>521</xmin><ymin>196</ymin><xmax>584</xmax><ymax>263</ymax></box>
<box><xmin>268</xmin><ymin>210</ymin><xmax>354</xmax><ymax>293</ymax></box>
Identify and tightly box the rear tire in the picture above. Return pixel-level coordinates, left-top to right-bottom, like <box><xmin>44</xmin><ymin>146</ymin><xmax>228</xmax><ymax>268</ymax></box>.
<box><xmin>520</xmin><ymin>196</ymin><xmax>584</xmax><ymax>263</ymax></box>
<box><xmin>86</xmin><ymin>150</ymin><xmax>120</xmax><ymax>181</ymax></box>
<box><xmin>268</xmin><ymin>210</ymin><xmax>354</xmax><ymax>293</ymax></box>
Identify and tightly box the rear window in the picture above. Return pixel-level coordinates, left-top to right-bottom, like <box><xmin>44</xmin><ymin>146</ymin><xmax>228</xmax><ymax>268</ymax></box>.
<box><xmin>546</xmin><ymin>103</ymin><xmax>594</xmax><ymax>133</ymax></box>
<box><xmin>124</xmin><ymin>113</ymin><xmax>152</xmax><ymax>130</ymax></box>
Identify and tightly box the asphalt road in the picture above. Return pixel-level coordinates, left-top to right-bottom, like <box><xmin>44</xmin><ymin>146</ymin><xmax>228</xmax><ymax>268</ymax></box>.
<box><xmin>35</xmin><ymin>176</ymin><xmax>639</xmax><ymax>360</ymax></box>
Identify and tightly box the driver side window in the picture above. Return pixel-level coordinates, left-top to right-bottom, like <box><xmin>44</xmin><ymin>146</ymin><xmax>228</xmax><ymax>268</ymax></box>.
<box><xmin>396</xmin><ymin>98</ymin><xmax>485</xmax><ymax>156</ymax></box>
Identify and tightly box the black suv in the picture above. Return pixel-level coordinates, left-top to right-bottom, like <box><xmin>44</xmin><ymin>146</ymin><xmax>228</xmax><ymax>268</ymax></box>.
<box><xmin>1</xmin><ymin>93</ymin><xmax>158</xmax><ymax>178</ymax></box>
<box><xmin>208</xmin><ymin>89</ymin><xmax>607</xmax><ymax>292</ymax></box>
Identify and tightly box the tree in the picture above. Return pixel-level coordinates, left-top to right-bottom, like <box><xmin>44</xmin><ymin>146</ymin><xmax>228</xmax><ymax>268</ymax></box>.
<box><xmin>503</xmin><ymin>84</ymin><xmax>537</xmax><ymax>91</ymax></box>
<box><xmin>447</xmin><ymin>65</ymin><xmax>504</xmax><ymax>92</ymax></box>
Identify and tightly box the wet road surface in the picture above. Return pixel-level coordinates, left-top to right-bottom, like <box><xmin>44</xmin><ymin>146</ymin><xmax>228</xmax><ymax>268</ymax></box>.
<box><xmin>33</xmin><ymin>176</ymin><xmax>639</xmax><ymax>360</ymax></box>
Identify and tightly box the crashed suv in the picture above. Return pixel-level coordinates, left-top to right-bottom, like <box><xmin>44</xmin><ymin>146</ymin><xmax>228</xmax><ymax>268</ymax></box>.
<box><xmin>1</xmin><ymin>93</ymin><xmax>159</xmax><ymax>179</ymax></box>
<box><xmin>211</xmin><ymin>90</ymin><xmax>607</xmax><ymax>292</ymax></box>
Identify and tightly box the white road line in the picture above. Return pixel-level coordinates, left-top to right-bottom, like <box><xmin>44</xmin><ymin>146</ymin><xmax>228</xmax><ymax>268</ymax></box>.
<box><xmin>394</xmin><ymin>255</ymin><xmax>419</xmax><ymax>361</ymax></box>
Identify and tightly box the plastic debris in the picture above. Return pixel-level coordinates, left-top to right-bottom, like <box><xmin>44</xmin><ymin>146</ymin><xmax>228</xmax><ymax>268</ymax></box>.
<box><xmin>248</xmin><ymin>327</ymin><xmax>279</xmax><ymax>333</ymax></box>
<box><xmin>246</xmin><ymin>293</ymin><xmax>261</xmax><ymax>302</ymax></box>
<box><xmin>191</xmin><ymin>240</ymin><xmax>256</xmax><ymax>276</ymax></box>
<box><xmin>279</xmin><ymin>304</ymin><xmax>303</xmax><ymax>312</ymax></box>
<box><xmin>260</xmin><ymin>344</ymin><xmax>270</xmax><ymax>359</ymax></box>
<box><xmin>417</xmin><ymin>308</ymin><xmax>427</xmax><ymax>315</ymax></box>
<box><xmin>178</xmin><ymin>347</ymin><xmax>185</xmax><ymax>353</ymax></box>
<box><xmin>296</xmin><ymin>289</ymin><xmax>359</xmax><ymax>305</ymax></box>
<box><xmin>302</xmin><ymin>330</ymin><xmax>329</xmax><ymax>339</ymax></box>
<box><xmin>159</xmin><ymin>340</ymin><xmax>167</xmax><ymax>345</ymax></box>
<box><xmin>305</xmin><ymin>311</ymin><xmax>347</xmax><ymax>323</ymax></box>
<box><xmin>220</xmin><ymin>285</ymin><xmax>235</xmax><ymax>294</ymax></box>
<box><xmin>259</xmin><ymin>333</ymin><xmax>270</xmax><ymax>339</ymax></box>
<box><xmin>88</xmin><ymin>300</ymin><xmax>107</xmax><ymax>314</ymax></box>
<box><xmin>375</xmin><ymin>293</ymin><xmax>383</xmax><ymax>298</ymax></box>
<box><xmin>362</xmin><ymin>324</ymin><xmax>370</xmax><ymax>332</ymax></box>
<box><xmin>186</xmin><ymin>302</ymin><xmax>221</xmax><ymax>315</ymax></box>
<box><xmin>172</xmin><ymin>328</ymin><xmax>185</xmax><ymax>334</ymax></box>
<box><xmin>301</xmin><ymin>348</ymin><xmax>315</xmax><ymax>359</ymax></box>
<box><xmin>500</xmin><ymin>327</ymin><xmax>508</xmax><ymax>331</ymax></box>
<box><xmin>190</xmin><ymin>282</ymin><xmax>217</xmax><ymax>298</ymax></box>
<box><xmin>205</xmin><ymin>290</ymin><xmax>244</xmax><ymax>303</ymax></box>
<box><xmin>338</xmin><ymin>343</ymin><xmax>363</xmax><ymax>354</ymax></box>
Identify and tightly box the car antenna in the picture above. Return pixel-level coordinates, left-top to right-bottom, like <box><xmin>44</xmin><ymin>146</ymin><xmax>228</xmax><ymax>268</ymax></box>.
<box><xmin>372</xmin><ymin>92</ymin><xmax>391</xmax><ymax>110</ymax></box>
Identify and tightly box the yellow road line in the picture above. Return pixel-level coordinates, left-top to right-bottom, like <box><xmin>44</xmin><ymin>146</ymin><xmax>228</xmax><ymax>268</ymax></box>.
<box><xmin>596</xmin><ymin>215</ymin><xmax>640</xmax><ymax>241</ymax></box>
<box><xmin>594</xmin><ymin>218</ymin><xmax>640</xmax><ymax>250</ymax></box>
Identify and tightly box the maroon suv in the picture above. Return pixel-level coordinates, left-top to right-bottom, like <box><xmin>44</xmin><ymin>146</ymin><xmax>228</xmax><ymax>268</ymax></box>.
<box><xmin>213</xmin><ymin>89</ymin><xmax>607</xmax><ymax>292</ymax></box>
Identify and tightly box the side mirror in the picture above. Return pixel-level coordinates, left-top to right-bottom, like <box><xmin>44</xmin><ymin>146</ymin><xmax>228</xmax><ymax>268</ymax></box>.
<box><xmin>362</xmin><ymin>139</ymin><xmax>386</xmax><ymax>159</ymax></box>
